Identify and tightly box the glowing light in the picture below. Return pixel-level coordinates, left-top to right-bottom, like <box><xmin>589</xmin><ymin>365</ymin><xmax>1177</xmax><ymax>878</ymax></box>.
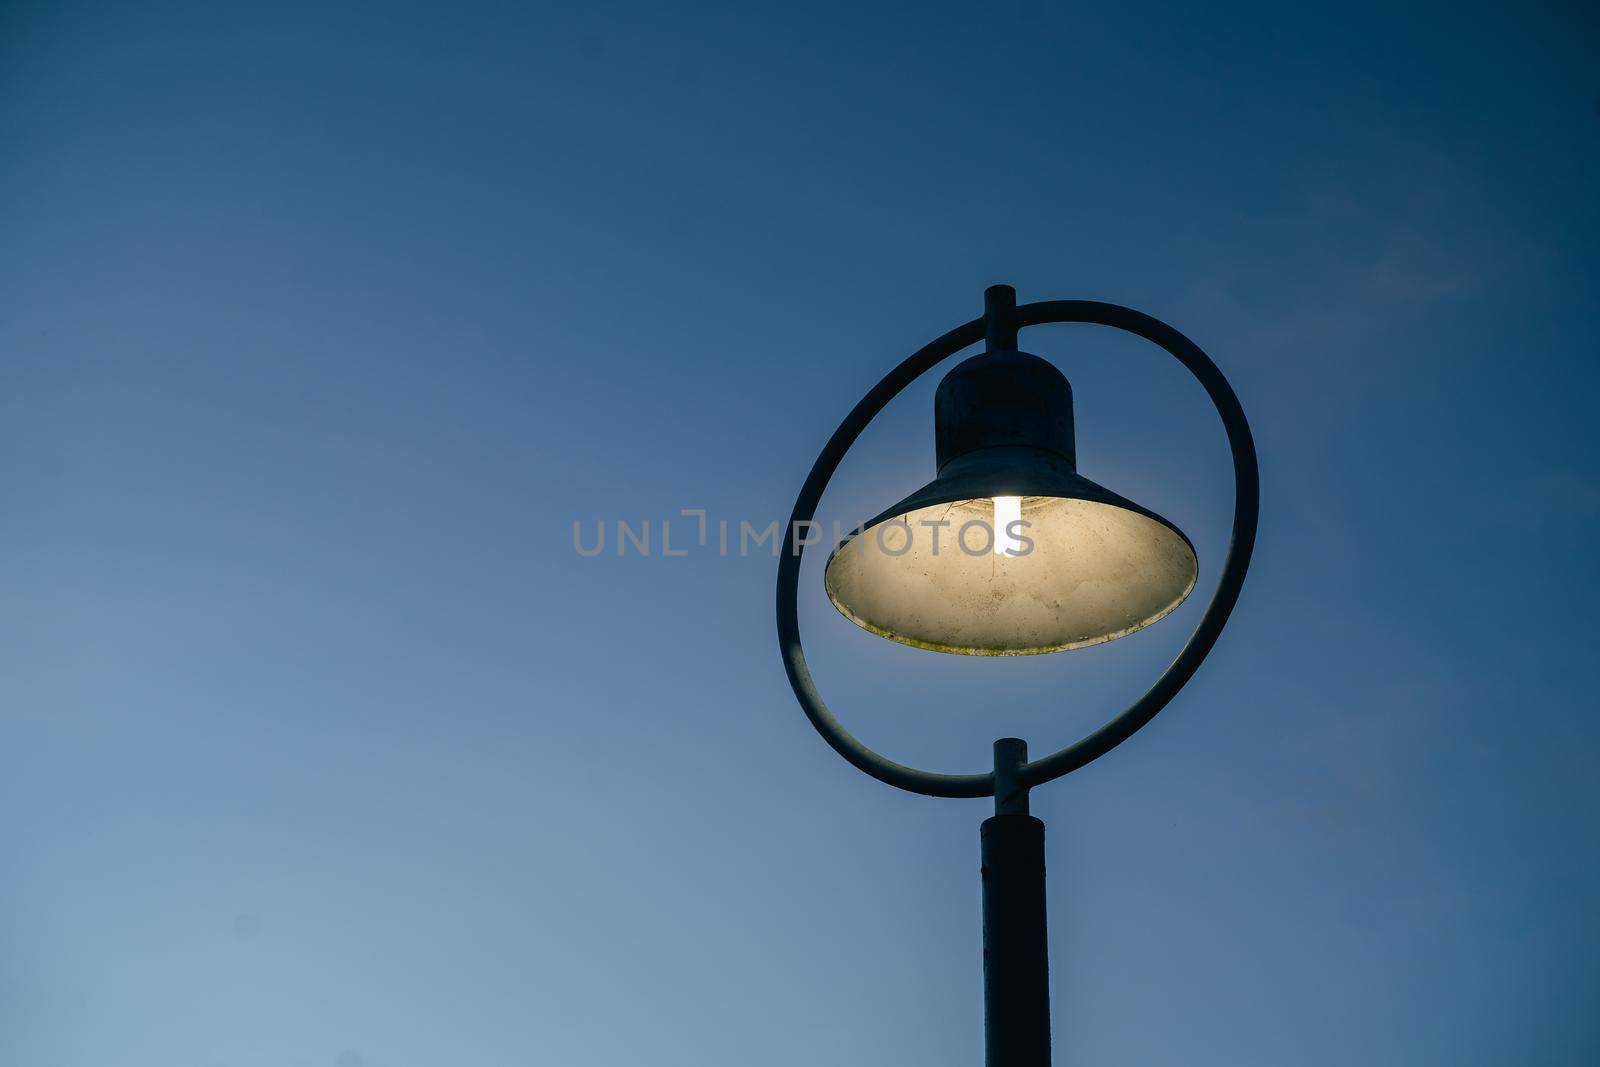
<box><xmin>993</xmin><ymin>496</ymin><xmax>1023</xmax><ymax>556</ymax></box>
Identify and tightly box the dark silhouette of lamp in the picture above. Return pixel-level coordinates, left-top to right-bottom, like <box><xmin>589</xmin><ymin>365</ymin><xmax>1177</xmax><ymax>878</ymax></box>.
<box><xmin>776</xmin><ymin>285</ymin><xmax>1259</xmax><ymax>1067</ymax></box>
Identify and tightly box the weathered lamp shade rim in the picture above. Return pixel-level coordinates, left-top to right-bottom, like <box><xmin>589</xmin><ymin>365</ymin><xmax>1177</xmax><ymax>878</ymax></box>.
<box><xmin>825</xmin><ymin>592</ymin><xmax>1197</xmax><ymax>656</ymax></box>
<box><xmin>826</xmin><ymin>565</ymin><xmax>1198</xmax><ymax>656</ymax></box>
<box><xmin>823</xmin><ymin>446</ymin><xmax>1198</xmax><ymax>656</ymax></box>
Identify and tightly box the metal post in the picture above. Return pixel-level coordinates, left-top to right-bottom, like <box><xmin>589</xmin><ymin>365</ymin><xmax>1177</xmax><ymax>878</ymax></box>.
<box><xmin>983</xmin><ymin>738</ymin><xmax>1051</xmax><ymax>1066</ymax></box>
<box><xmin>984</xmin><ymin>284</ymin><xmax>1019</xmax><ymax>352</ymax></box>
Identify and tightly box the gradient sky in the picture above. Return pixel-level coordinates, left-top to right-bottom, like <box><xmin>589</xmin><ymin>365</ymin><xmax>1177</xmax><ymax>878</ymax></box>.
<box><xmin>3</xmin><ymin>2</ymin><xmax>1597</xmax><ymax>1065</ymax></box>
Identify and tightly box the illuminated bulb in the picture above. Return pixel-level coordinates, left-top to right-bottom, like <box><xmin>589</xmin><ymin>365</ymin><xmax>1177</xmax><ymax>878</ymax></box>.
<box><xmin>993</xmin><ymin>496</ymin><xmax>1023</xmax><ymax>556</ymax></box>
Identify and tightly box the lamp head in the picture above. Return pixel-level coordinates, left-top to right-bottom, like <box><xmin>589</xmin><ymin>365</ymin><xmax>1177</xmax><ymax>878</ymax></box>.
<box><xmin>823</xmin><ymin>340</ymin><xmax>1197</xmax><ymax>656</ymax></box>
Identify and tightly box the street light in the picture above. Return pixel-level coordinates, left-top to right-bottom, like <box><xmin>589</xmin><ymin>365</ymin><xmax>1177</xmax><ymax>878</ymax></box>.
<box><xmin>776</xmin><ymin>286</ymin><xmax>1258</xmax><ymax>1066</ymax></box>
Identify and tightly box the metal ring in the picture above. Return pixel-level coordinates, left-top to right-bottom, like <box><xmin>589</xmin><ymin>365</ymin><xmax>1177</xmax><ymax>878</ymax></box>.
<box><xmin>776</xmin><ymin>300</ymin><xmax>1259</xmax><ymax>798</ymax></box>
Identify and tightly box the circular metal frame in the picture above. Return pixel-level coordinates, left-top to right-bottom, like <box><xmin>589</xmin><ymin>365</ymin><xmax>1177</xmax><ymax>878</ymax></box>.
<box><xmin>776</xmin><ymin>300</ymin><xmax>1259</xmax><ymax>798</ymax></box>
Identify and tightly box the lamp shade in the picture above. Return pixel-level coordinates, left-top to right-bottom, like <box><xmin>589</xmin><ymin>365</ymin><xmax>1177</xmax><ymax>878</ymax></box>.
<box><xmin>823</xmin><ymin>348</ymin><xmax>1197</xmax><ymax>655</ymax></box>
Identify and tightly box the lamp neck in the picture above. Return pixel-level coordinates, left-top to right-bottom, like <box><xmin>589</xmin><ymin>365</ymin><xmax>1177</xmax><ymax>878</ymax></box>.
<box><xmin>985</xmin><ymin>285</ymin><xmax>1018</xmax><ymax>352</ymax></box>
<box><xmin>994</xmin><ymin>737</ymin><xmax>1030</xmax><ymax>815</ymax></box>
<box><xmin>933</xmin><ymin>350</ymin><xmax>1077</xmax><ymax>471</ymax></box>
<box><xmin>933</xmin><ymin>284</ymin><xmax>1075</xmax><ymax>471</ymax></box>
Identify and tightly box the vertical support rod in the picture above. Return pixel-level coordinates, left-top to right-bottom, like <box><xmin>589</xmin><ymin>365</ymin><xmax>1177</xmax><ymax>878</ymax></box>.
<box><xmin>983</xmin><ymin>738</ymin><xmax>1050</xmax><ymax>1066</ymax></box>
<box><xmin>993</xmin><ymin>737</ymin><xmax>1029</xmax><ymax>816</ymax></box>
<box><xmin>985</xmin><ymin>284</ymin><xmax>1018</xmax><ymax>352</ymax></box>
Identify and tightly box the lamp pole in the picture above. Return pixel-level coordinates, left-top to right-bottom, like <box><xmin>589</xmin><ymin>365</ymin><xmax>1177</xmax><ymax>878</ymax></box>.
<box><xmin>776</xmin><ymin>287</ymin><xmax>1258</xmax><ymax>1064</ymax></box>
<box><xmin>985</xmin><ymin>737</ymin><xmax>1050</xmax><ymax>1066</ymax></box>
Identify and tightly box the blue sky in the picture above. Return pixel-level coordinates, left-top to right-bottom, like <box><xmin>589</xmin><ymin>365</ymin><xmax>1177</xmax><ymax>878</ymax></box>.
<box><xmin>2</xmin><ymin>2</ymin><xmax>1597</xmax><ymax>1064</ymax></box>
